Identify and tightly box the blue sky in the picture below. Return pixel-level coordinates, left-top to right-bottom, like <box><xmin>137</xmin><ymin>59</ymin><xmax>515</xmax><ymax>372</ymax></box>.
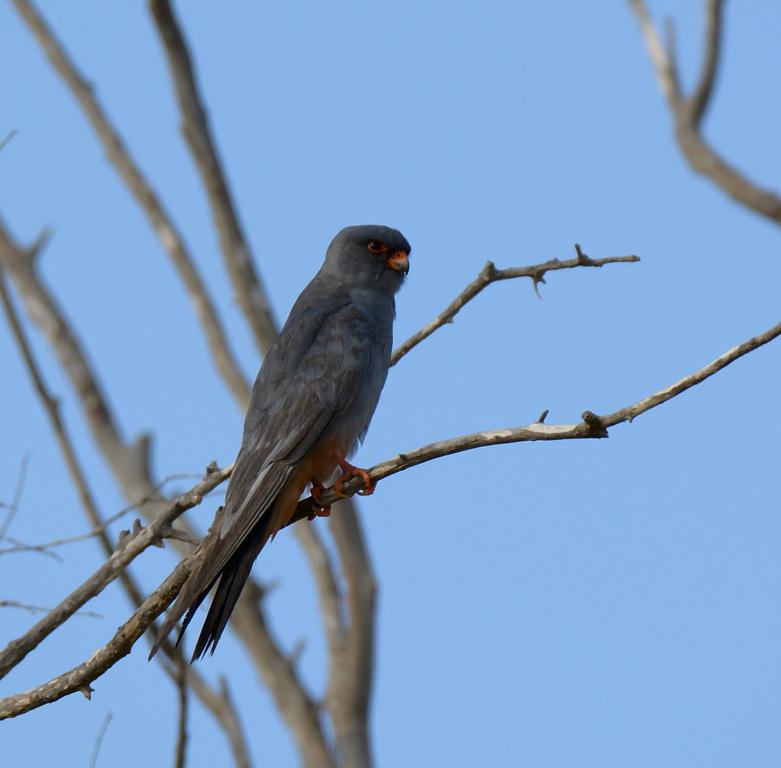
<box><xmin>2</xmin><ymin>2</ymin><xmax>780</xmax><ymax>766</ymax></box>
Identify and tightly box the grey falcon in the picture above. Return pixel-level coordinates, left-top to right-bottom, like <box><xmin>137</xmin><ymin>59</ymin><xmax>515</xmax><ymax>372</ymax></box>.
<box><xmin>151</xmin><ymin>224</ymin><xmax>410</xmax><ymax>661</ymax></box>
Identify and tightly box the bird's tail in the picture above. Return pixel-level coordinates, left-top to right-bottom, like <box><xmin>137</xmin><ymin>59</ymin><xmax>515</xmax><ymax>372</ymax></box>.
<box><xmin>188</xmin><ymin>524</ymin><xmax>271</xmax><ymax>660</ymax></box>
<box><xmin>148</xmin><ymin>513</ymin><xmax>274</xmax><ymax>662</ymax></box>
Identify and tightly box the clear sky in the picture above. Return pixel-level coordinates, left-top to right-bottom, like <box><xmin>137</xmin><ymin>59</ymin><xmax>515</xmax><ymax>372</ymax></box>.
<box><xmin>2</xmin><ymin>2</ymin><xmax>780</xmax><ymax>766</ymax></box>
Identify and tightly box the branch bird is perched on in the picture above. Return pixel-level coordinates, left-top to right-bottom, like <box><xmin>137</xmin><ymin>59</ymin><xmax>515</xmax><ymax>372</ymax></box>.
<box><xmin>151</xmin><ymin>225</ymin><xmax>410</xmax><ymax>661</ymax></box>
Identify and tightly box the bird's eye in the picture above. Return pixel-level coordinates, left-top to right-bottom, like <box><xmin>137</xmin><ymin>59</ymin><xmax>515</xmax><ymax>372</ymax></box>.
<box><xmin>367</xmin><ymin>240</ymin><xmax>388</xmax><ymax>254</ymax></box>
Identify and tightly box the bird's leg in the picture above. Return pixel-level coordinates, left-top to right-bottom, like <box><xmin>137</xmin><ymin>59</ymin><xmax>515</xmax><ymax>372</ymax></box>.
<box><xmin>308</xmin><ymin>482</ymin><xmax>332</xmax><ymax>520</ymax></box>
<box><xmin>335</xmin><ymin>458</ymin><xmax>376</xmax><ymax>497</ymax></box>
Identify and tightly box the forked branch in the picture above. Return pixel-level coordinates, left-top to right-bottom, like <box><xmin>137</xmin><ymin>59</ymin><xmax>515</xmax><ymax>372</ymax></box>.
<box><xmin>391</xmin><ymin>245</ymin><xmax>639</xmax><ymax>365</ymax></box>
<box><xmin>629</xmin><ymin>0</ymin><xmax>781</xmax><ymax>226</ymax></box>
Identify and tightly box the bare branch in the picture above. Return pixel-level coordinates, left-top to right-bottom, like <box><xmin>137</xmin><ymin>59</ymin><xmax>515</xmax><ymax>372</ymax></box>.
<box><xmin>0</xmin><ymin>268</ymin><xmax>114</xmax><ymax>560</ymax></box>
<box><xmin>2</xmin><ymin>268</ymin><xmax>252</xmax><ymax>763</ymax></box>
<box><xmin>0</xmin><ymin>474</ymin><xmax>204</xmax><ymax>557</ymax></box>
<box><xmin>0</xmin><ymin>451</ymin><xmax>31</xmax><ymax>541</ymax></box>
<box><xmin>0</xmin><ymin>465</ymin><xmax>230</xmax><ymax>680</ymax></box>
<box><xmin>2</xmin><ymin>556</ymin><xmax>253</xmax><ymax>768</ymax></box>
<box><xmin>689</xmin><ymin>0</ymin><xmax>724</xmax><ymax>126</ymax></box>
<box><xmin>10</xmin><ymin>0</ymin><xmax>250</xmax><ymax>407</ymax></box>
<box><xmin>629</xmin><ymin>0</ymin><xmax>781</xmax><ymax>226</ymax></box>
<box><xmin>0</xmin><ymin>600</ymin><xmax>101</xmax><ymax>619</ymax></box>
<box><xmin>148</xmin><ymin>0</ymin><xmax>278</xmax><ymax>354</ymax></box>
<box><xmin>227</xmin><ymin>584</ymin><xmax>336</xmax><ymax>768</ymax></box>
<box><xmin>295</xmin><ymin>525</ymin><xmax>345</xmax><ymax>664</ymax></box>
<box><xmin>391</xmin><ymin>247</ymin><xmax>639</xmax><ymax>365</ymax></box>
<box><xmin>174</xmin><ymin>659</ymin><xmax>189</xmax><ymax>768</ymax></box>
<box><xmin>90</xmin><ymin>712</ymin><xmax>113</xmax><ymax>768</ymax></box>
<box><xmin>151</xmin><ymin>644</ymin><xmax>252</xmax><ymax>768</ymax></box>
<box><xmin>199</xmin><ymin>676</ymin><xmax>253</xmax><ymax>768</ymax></box>
<box><xmin>627</xmin><ymin>0</ymin><xmax>682</xmax><ymax>104</ymax></box>
<box><xmin>0</xmin><ymin>130</ymin><xmax>17</xmax><ymax>152</ymax></box>
<box><xmin>0</xmin><ymin>535</ymin><xmax>62</xmax><ymax>561</ymax></box>
<box><xmin>327</xmin><ymin>510</ymin><xmax>376</xmax><ymax>768</ymax></box>
<box><xmin>0</xmin><ymin>551</ymin><xmax>196</xmax><ymax>719</ymax></box>
<box><xmin>290</xmin><ymin>315</ymin><xmax>781</xmax><ymax>523</ymax></box>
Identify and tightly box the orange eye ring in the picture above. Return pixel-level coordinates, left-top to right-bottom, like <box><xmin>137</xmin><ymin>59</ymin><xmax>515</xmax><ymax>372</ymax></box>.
<box><xmin>367</xmin><ymin>239</ymin><xmax>388</xmax><ymax>254</ymax></box>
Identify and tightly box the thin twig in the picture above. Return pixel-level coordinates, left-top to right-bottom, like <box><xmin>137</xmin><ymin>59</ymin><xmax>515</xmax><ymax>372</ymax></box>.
<box><xmin>217</xmin><ymin>677</ymin><xmax>254</xmax><ymax>768</ymax></box>
<box><xmin>0</xmin><ymin>475</ymin><xmax>204</xmax><ymax>557</ymax></box>
<box><xmin>390</xmin><ymin>248</ymin><xmax>639</xmax><ymax>365</ymax></box>
<box><xmin>0</xmin><ymin>600</ymin><xmax>101</xmax><ymax>619</ymax></box>
<box><xmin>0</xmin><ymin>130</ymin><xmax>17</xmax><ymax>152</ymax></box>
<box><xmin>0</xmin><ymin>451</ymin><xmax>31</xmax><ymax>540</ymax></box>
<box><xmin>0</xmin><ymin>535</ymin><xmax>62</xmax><ymax>561</ymax></box>
<box><xmin>90</xmin><ymin>712</ymin><xmax>113</xmax><ymax>768</ymax></box>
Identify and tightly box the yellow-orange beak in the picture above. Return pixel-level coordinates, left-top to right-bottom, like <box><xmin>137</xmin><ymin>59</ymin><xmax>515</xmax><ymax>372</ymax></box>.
<box><xmin>385</xmin><ymin>250</ymin><xmax>410</xmax><ymax>275</ymax></box>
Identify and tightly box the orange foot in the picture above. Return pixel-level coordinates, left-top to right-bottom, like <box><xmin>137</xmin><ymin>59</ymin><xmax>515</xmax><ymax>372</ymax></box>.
<box><xmin>335</xmin><ymin>459</ymin><xmax>376</xmax><ymax>497</ymax></box>
<box><xmin>308</xmin><ymin>482</ymin><xmax>332</xmax><ymax>520</ymax></box>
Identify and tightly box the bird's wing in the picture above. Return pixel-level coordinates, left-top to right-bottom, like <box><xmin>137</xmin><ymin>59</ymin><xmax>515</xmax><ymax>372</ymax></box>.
<box><xmin>152</xmin><ymin>301</ymin><xmax>379</xmax><ymax>656</ymax></box>
<box><xmin>217</xmin><ymin>300</ymin><xmax>377</xmax><ymax>541</ymax></box>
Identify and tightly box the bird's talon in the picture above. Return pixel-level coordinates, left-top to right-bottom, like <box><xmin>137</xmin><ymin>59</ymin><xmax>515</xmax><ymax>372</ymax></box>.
<box><xmin>308</xmin><ymin>502</ymin><xmax>332</xmax><ymax>520</ymax></box>
<box><xmin>309</xmin><ymin>483</ymin><xmax>332</xmax><ymax>518</ymax></box>
<box><xmin>335</xmin><ymin>460</ymin><xmax>375</xmax><ymax>497</ymax></box>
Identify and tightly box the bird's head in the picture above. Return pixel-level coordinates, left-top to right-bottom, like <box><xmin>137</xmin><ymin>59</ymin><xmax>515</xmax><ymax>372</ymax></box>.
<box><xmin>324</xmin><ymin>225</ymin><xmax>410</xmax><ymax>294</ymax></box>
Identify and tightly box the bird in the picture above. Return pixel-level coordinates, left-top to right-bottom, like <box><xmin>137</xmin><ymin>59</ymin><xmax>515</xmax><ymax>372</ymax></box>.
<box><xmin>150</xmin><ymin>224</ymin><xmax>410</xmax><ymax>661</ymax></box>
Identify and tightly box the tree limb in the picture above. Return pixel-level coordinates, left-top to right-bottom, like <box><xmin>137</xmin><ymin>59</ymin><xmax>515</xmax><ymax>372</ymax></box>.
<box><xmin>629</xmin><ymin>0</ymin><xmax>781</xmax><ymax>226</ymax></box>
<box><xmin>688</xmin><ymin>0</ymin><xmax>723</xmax><ymax>127</ymax></box>
<box><xmin>0</xmin><ymin>269</ymin><xmax>252</xmax><ymax>766</ymax></box>
<box><xmin>294</xmin><ymin>525</ymin><xmax>345</xmax><ymax>668</ymax></box>
<box><xmin>148</xmin><ymin>0</ymin><xmax>278</xmax><ymax>355</ymax></box>
<box><xmin>0</xmin><ymin>552</ymin><xmax>196</xmax><ymax>719</ymax></box>
<box><xmin>290</xmin><ymin>314</ymin><xmax>781</xmax><ymax>523</ymax></box>
<box><xmin>0</xmin><ymin>465</ymin><xmax>230</xmax><ymax>680</ymax></box>
<box><xmin>326</xmin><ymin>510</ymin><xmax>377</xmax><ymax>768</ymax></box>
<box><xmin>10</xmin><ymin>0</ymin><xmax>250</xmax><ymax>407</ymax></box>
<box><xmin>390</xmin><ymin>246</ymin><xmax>639</xmax><ymax>365</ymax></box>
<box><xmin>173</xmin><ymin>658</ymin><xmax>189</xmax><ymax>768</ymax></box>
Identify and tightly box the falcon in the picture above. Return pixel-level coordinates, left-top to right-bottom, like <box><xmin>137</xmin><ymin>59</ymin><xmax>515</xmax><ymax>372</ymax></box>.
<box><xmin>151</xmin><ymin>225</ymin><xmax>410</xmax><ymax>660</ymax></box>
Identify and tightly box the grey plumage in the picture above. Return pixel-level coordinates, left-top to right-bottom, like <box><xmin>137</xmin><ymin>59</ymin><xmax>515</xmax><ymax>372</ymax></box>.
<box><xmin>150</xmin><ymin>225</ymin><xmax>410</xmax><ymax>661</ymax></box>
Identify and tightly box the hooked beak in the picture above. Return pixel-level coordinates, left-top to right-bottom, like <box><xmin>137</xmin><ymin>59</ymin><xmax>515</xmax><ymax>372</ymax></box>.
<box><xmin>385</xmin><ymin>250</ymin><xmax>410</xmax><ymax>275</ymax></box>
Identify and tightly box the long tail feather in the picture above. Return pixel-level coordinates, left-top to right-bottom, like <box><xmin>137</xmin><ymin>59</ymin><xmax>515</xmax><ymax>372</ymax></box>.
<box><xmin>190</xmin><ymin>523</ymin><xmax>271</xmax><ymax>660</ymax></box>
